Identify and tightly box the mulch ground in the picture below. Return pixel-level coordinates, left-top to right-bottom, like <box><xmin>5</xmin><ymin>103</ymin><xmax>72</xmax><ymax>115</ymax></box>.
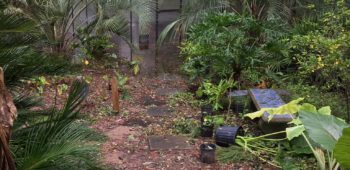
<box><xmin>36</xmin><ymin>65</ymin><xmax>276</xmax><ymax>170</ymax></box>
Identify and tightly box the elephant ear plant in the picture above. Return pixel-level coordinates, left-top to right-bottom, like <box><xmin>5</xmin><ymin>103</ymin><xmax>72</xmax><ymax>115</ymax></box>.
<box><xmin>220</xmin><ymin>98</ymin><xmax>350</xmax><ymax>169</ymax></box>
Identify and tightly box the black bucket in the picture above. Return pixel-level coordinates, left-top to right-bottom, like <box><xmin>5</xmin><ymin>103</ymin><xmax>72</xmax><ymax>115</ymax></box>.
<box><xmin>201</xmin><ymin>125</ymin><xmax>214</xmax><ymax>138</ymax></box>
<box><xmin>215</xmin><ymin>126</ymin><xmax>244</xmax><ymax>147</ymax></box>
<box><xmin>200</xmin><ymin>144</ymin><xmax>216</xmax><ymax>164</ymax></box>
<box><xmin>201</xmin><ymin>105</ymin><xmax>213</xmax><ymax>122</ymax></box>
<box><xmin>139</xmin><ymin>34</ymin><xmax>149</xmax><ymax>50</ymax></box>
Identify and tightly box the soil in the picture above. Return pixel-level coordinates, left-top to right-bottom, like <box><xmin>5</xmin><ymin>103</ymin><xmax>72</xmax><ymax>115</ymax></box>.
<box><xmin>35</xmin><ymin>65</ymin><xmax>276</xmax><ymax>170</ymax></box>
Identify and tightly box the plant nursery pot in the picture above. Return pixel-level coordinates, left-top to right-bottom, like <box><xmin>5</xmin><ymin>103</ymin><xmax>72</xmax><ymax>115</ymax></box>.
<box><xmin>201</xmin><ymin>125</ymin><xmax>214</xmax><ymax>138</ymax></box>
<box><xmin>201</xmin><ymin>105</ymin><xmax>213</xmax><ymax>114</ymax></box>
<box><xmin>215</xmin><ymin>126</ymin><xmax>244</xmax><ymax>147</ymax></box>
<box><xmin>201</xmin><ymin>105</ymin><xmax>214</xmax><ymax>122</ymax></box>
<box><xmin>139</xmin><ymin>34</ymin><xmax>149</xmax><ymax>50</ymax></box>
<box><xmin>200</xmin><ymin>144</ymin><xmax>216</xmax><ymax>164</ymax></box>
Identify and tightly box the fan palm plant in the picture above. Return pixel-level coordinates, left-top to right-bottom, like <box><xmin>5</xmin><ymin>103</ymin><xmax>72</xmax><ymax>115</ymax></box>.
<box><xmin>158</xmin><ymin>0</ymin><xmax>325</xmax><ymax>44</ymax></box>
<box><xmin>1</xmin><ymin>4</ymin><xmax>102</xmax><ymax>169</ymax></box>
<box><xmin>7</xmin><ymin>0</ymin><xmax>156</xmax><ymax>55</ymax></box>
<box><xmin>158</xmin><ymin>0</ymin><xmax>228</xmax><ymax>45</ymax></box>
<box><xmin>0</xmin><ymin>4</ymin><xmax>71</xmax><ymax>88</ymax></box>
<box><xmin>11</xmin><ymin>79</ymin><xmax>102</xmax><ymax>170</ymax></box>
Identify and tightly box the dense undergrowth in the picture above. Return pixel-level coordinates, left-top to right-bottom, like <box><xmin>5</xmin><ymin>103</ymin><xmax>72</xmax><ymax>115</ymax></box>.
<box><xmin>1</xmin><ymin>0</ymin><xmax>350</xmax><ymax>169</ymax></box>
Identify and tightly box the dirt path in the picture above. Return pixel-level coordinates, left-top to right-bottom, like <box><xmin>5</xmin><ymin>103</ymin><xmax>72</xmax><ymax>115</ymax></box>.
<box><xmin>91</xmin><ymin>73</ymin><xmax>243</xmax><ymax>170</ymax></box>
<box><xmin>40</xmin><ymin>68</ymin><xmax>269</xmax><ymax>169</ymax></box>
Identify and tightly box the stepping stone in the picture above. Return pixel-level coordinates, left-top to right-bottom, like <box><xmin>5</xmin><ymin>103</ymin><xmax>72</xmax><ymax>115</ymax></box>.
<box><xmin>146</xmin><ymin>106</ymin><xmax>173</xmax><ymax>117</ymax></box>
<box><xmin>123</xmin><ymin>118</ymin><xmax>150</xmax><ymax>127</ymax></box>
<box><xmin>249</xmin><ymin>89</ymin><xmax>294</xmax><ymax>138</ymax></box>
<box><xmin>249</xmin><ymin>89</ymin><xmax>294</xmax><ymax>123</ymax></box>
<box><xmin>105</xmin><ymin>126</ymin><xmax>136</xmax><ymax>140</ymax></box>
<box><xmin>249</xmin><ymin>89</ymin><xmax>286</xmax><ymax>109</ymax></box>
<box><xmin>139</xmin><ymin>96</ymin><xmax>166</xmax><ymax>106</ymax></box>
<box><xmin>155</xmin><ymin>87</ymin><xmax>181</xmax><ymax>96</ymax></box>
<box><xmin>157</xmin><ymin>74</ymin><xmax>183</xmax><ymax>82</ymax></box>
<box><xmin>148</xmin><ymin>136</ymin><xmax>191</xmax><ymax>150</ymax></box>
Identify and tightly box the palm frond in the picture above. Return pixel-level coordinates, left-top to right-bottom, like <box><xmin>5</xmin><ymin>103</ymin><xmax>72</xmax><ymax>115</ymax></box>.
<box><xmin>0</xmin><ymin>47</ymin><xmax>71</xmax><ymax>88</ymax></box>
<box><xmin>158</xmin><ymin>0</ymin><xmax>228</xmax><ymax>45</ymax></box>
<box><xmin>13</xmin><ymin>94</ymin><xmax>42</xmax><ymax>110</ymax></box>
<box><xmin>11</xmin><ymin>79</ymin><xmax>101</xmax><ymax>170</ymax></box>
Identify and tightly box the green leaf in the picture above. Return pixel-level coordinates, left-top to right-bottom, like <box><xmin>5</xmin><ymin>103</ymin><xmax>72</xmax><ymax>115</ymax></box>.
<box><xmin>289</xmin><ymin>118</ymin><xmax>302</xmax><ymax>125</ymax></box>
<box><xmin>318</xmin><ymin>106</ymin><xmax>331</xmax><ymax>115</ymax></box>
<box><xmin>300</xmin><ymin>103</ymin><xmax>317</xmax><ymax>113</ymax></box>
<box><xmin>299</xmin><ymin>111</ymin><xmax>349</xmax><ymax>151</ymax></box>
<box><xmin>245</xmin><ymin>109</ymin><xmax>268</xmax><ymax>119</ymax></box>
<box><xmin>334</xmin><ymin>127</ymin><xmax>350</xmax><ymax>169</ymax></box>
<box><xmin>286</xmin><ymin>125</ymin><xmax>305</xmax><ymax>140</ymax></box>
<box><xmin>133</xmin><ymin>65</ymin><xmax>140</xmax><ymax>75</ymax></box>
<box><xmin>245</xmin><ymin>98</ymin><xmax>304</xmax><ymax>120</ymax></box>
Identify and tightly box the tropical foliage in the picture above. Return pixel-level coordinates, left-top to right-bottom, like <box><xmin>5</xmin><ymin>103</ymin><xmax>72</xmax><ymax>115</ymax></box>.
<box><xmin>12</xmin><ymin>80</ymin><xmax>101</xmax><ymax>170</ymax></box>
<box><xmin>6</xmin><ymin>0</ymin><xmax>155</xmax><ymax>56</ymax></box>
<box><xmin>181</xmin><ymin>12</ymin><xmax>290</xmax><ymax>86</ymax></box>
<box><xmin>237</xmin><ymin>99</ymin><xmax>350</xmax><ymax>169</ymax></box>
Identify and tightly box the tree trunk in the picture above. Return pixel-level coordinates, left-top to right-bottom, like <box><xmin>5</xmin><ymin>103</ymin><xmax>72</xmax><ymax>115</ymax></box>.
<box><xmin>0</xmin><ymin>67</ymin><xmax>17</xmax><ymax>170</ymax></box>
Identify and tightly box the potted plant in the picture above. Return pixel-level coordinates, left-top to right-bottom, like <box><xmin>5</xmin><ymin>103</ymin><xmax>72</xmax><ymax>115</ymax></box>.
<box><xmin>200</xmin><ymin>144</ymin><xmax>216</xmax><ymax>164</ymax></box>
<box><xmin>201</xmin><ymin>115</ymin><xmax>225</xmax><ymax>138</ymax></box>
<box><xmin>201</xmin><ymin>117</ymin><xmax>214</xmax><ymax>137</ymax></box>
<box><xmin>200</xmin><ymin>104</ymin><xmax>213</xmax><ymax>123</ymax></box>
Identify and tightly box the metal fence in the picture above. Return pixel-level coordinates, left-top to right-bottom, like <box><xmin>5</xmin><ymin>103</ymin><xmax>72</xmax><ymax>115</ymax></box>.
<box><xmin>68</xmin><ymin>0</ymin><xmax>183</xmax><ymax>74</ymax></box>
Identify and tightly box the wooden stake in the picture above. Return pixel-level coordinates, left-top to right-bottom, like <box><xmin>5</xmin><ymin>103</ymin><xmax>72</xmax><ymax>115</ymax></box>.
<box><xmin>111</xmin><ymin>76</ymin><xmax>120</xmax><ymax>113</ymax></box>
<box><xmin>0</xmin><ymin>67</ymin><xmax>17</xmax><ymax>170</ymax></box>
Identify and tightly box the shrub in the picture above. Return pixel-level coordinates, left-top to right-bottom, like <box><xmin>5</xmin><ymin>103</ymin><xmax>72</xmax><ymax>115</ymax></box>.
<box><xmin>180</xmin><ymin>12</ymin><xmax>290</xmax><ymax>86</ymax></box>
<box><xmin>287</xmin><ymin>1</ymin><xmax>350</xmax><ymax>121</ymax></box>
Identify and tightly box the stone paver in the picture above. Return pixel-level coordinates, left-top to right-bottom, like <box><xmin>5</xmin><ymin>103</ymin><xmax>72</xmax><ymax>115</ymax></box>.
<box><xmin>140</xmin><ymin>96</ymin><xmax>166</xmax><ymax>106</ymax></box>
<box><xmin>146</xmin><ymin>106</ymin><xmax>173</xmax><ymax>117</ymax></box>
<box><xmin>148</xmin><ymin>136</ymin><xmax>191</xmax><ymax>150</ymax></box>
<box><xmin>105</xmin><ymin>126</ymin><xmax>136</xmax><ymax>140</ymax></box>
<box><xmin>155</xmin><ymin>88</ymin><xmax>182</xmax><ymax>96</ymax></box>
<box><xmin>249</xmin><ymin>89</ymin><xmax>294</xmax><ymax>123</ymax></box>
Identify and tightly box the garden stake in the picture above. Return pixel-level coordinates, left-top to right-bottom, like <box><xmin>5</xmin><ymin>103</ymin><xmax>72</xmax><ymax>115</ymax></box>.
<box><xmin>111</xmin><ymin>76</ymin><xmax>120</xmax><ymax>113</ymax></box>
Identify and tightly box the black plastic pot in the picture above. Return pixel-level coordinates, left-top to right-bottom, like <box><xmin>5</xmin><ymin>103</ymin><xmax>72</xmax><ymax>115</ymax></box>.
<box><xmin>201</xmin><ymin>125</ymin><xmax>214</xmax><ymax>138</ymax></box>
<box><xmin>215</xmin><ymin>126</ymin><xmax>244</xmax><ymax>147</ymax></box>
<box><xmin>200</xmin><ymin>144</ymin><xmax>216</xmax><ymax>164</ymax></box>
<box><xmin>139</xmin><ymin>34</ymin><xmax>149</xmax><ymax>50</ymax></box>
<box><xmin>201</xmin><ymin>105</ymin><xmax>213</xmax><ymax>122</ymax></box>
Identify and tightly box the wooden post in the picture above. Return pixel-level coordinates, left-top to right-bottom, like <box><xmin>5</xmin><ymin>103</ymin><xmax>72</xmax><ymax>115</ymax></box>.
<box><xmin>0</xmin><ymin>67</ymin><xmax>17</xmax><ymax>170</ymax></box>
<box><xmin>111</xmin><ymin>76</ymin><xmax>120</xmax><ymax>113</ymax></box>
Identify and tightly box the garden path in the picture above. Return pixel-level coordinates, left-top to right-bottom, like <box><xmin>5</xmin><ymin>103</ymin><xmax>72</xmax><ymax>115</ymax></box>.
<box><xmin>91</xmin><ymin>73</ymin><xmax>238</xmax><ymax>169</ymax></box>
<box><xmin>42</xmin><ymin>68</ymin><xmax>271</xmax><ymax>169</ymax></box>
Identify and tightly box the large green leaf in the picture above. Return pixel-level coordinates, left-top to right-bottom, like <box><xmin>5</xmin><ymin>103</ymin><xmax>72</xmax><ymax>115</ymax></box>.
<box><xmin>245</xmin><ymin>98</ymin><xmax>304</xmax><ymax>120</ymax></box>
<box><xmin>299</xmin><ymin>111</ymin><xmax>349</xmax><ymax>151</ymax></box>
<box><xmin>300</xmin><ymin>103</ymin><xmax>317</xmax><ymax>113</ymax></box>
<box><xmin>318</xmin><ymin>106</ymin><xmax>331</xmax><ymax>115</ymax></box>
<box><xmin>286</xmin><ymin>125</ymin><xmax>305</xmax><ymax>140</ymax></box>
<box><xmin>334</xmin><ymin>127</ymin><xmax>350</xmax><ymax>169</ymax></box>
